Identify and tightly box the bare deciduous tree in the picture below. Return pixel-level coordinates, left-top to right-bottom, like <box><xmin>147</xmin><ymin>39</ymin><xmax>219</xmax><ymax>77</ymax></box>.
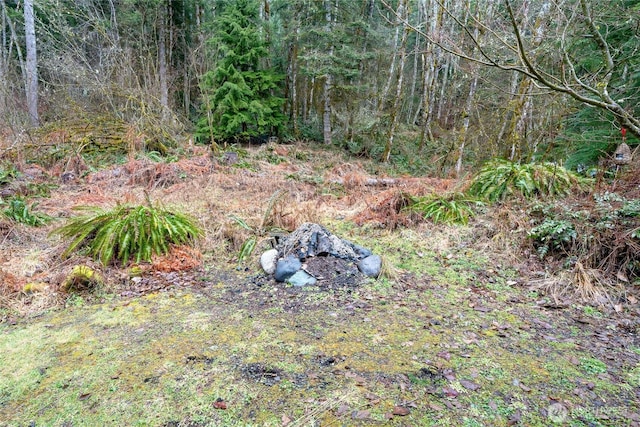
<box><xmin>24</xmin><ymin>0</ymin><xmax>38</xmax><ymax>126</ymax></box>
<box><xmin>384</xmin><ymin>0</ymin><xmax>640</xmax><ymax>139</ymax></box>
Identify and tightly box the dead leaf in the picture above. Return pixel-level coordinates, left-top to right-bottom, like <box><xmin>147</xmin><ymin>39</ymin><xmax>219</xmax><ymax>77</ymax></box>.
<box><xmin>443</xmin><ymin>370</ymin><xmax>456</xmax><ymax>381</ymax></box>
<box><xmin>428</xmin><ymin>403</ymin><xmax>444</xmax><ymax>411</ymax></box>
<box><xmin>437</xmin><ymin>351</ymin><xmax>451</xmax><ymax>361</ymax></box>
<box><xmin>573</xmin><ymin>316</ymin><xmax>592</xmax><ymax>325</ymax></box>
<box><xmin>617</xmin><ymin>271</ymin><xmax>629</xmax><ymax>282</ymax></box>
<box><xmin>460</xmin><ymin>379</ymin><xmax>481</xmax><ymax>391</ymax></box>
<box><xmin>213</xmin><ymin>398</ymin><xmax>227</xmax><ymax>410</ymax></box>
<box><xmin>78</xmin><ymin>393</ymin><xmax>91</xmax><ymax>401</ymax></box>
<box><xmin>532</xmin><ymin>318</ymin><xmax>553</xmax><ymax>329</ymax></box>
<box><xmin>392</xmin><ymin>406</ymin><xmax>410</xmax><ymax>416</ymax></box>
<box><xmin>507</xmin><ymin>408</ymin><xmax>522</xmax><ymax>425</ymax></box>
<box><xmin>344</xmin><ymin>371</ymin><xmax>366</xmax><ymax>385</ymax></box>
<box><xmin>519</xmin><ymin>383</ymin><xmax>532</xmax><ymax>392</ymax></box>
<box><xmin>628</xmin><ymin>295</ymin><xmax>638</xmax><ymax>304</ymax></box>
<box><xmin>281</xmin><ymin>414</ymin><xmax>292</xmax><ymax>426</ymax></box>
<box><xmin>352</xmin><ymin>410</ymin><xmax>370</xmax><ymax>419</ymax></box>
<box><xmin>364</xmin><ymin>392</ymin><xmax>380</xmax><ymax>404</ymax></box>
<box><xmin>336</xmin><ymin>405</ymin><xmax>350</xmax><ymax>416</ymax></box>
<box><xmin>442</xmin><ymin>386</ymin><xmax>459</xmax><ymax>398</ymax></box>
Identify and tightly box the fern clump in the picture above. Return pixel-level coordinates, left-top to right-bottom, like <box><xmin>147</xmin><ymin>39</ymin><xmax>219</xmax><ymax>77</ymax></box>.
<box><xmin>469</xmin><ymin>159</ymin><xmax>589</xmax><ymax>203</ymax></box>
<box><xmin>52</xmin><ymin>203</ymin><xmax>203</xmax><ymax>266</ymax></box>
<box><xmin>406</xmin><ymin>192</ymin><xmax>479</xmax><ymax>225</ymax></box>
<box><xmin>2</xmin><ymin>197</ymin><xmax>52</xmax><ymax>226</ymax></box>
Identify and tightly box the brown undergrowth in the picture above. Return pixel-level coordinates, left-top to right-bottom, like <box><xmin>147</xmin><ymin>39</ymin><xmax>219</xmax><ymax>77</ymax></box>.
<box><xmin>352</xmin><ymin>178</ymin><xmax>459</xmax><ymax>229</ymax></box>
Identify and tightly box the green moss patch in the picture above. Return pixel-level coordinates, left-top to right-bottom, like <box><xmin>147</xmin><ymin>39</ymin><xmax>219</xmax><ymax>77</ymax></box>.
<box><xmin>1</xmin><ymin>226</ymin><xmax>639</xmax><ymax>426</ymax></box>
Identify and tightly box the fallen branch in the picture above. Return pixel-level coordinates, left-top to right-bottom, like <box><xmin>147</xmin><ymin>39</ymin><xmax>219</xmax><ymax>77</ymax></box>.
<box><xmin>331</xmin><ymin>178</ymin><xmax>399</xmax><ymax>186</ymax></box>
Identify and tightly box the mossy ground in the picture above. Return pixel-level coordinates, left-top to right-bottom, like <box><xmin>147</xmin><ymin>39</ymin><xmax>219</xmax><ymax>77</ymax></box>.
<box><xmin>2</xmin><ymin>228</ymin><xmax>639</xmax><ymax>426</ymax></box>
<box><xmin>1</xmin><ymin>144</ymin><xmax>639</xmax><ymax>426</ymax></box>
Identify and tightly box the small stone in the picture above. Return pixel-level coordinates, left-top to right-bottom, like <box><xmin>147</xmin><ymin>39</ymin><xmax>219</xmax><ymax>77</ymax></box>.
<box><xmin>274</xmin><ymin>255</ymin><xmax>302</xmax><ymax>282</ymax></box>
<box><xmin>287</xmin><ymin>270</ymin><xmax>317</xmax><ymax>287</ymax></box>
<box><xmin>260</xmin><ymin>249</ymin><xmax>279</xmax><ymax>275</ymax></box>
<box><xmin>351</xmin><ymin>243</ymin><xmax>372</xmax><ymax>259</ymax></box>
<box><xmin>357</xmin><ymin>255</ymin><xmax>382</xmax><ymax>278</ymax></box>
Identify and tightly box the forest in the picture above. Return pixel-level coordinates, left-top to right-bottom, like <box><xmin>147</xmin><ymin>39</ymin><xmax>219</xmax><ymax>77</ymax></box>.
<box><xmin>0</xmin><ymin>0</ymin><xmax>637</xmax><ymax>171</ymax></box>
<box><xmin>1</xmin><ymin>0</ymin><xmax>640</xmax><ymax>426</ymax></box>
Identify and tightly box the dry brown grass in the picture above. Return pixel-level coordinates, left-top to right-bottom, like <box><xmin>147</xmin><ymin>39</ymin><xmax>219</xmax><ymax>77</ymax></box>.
<box><xmin>352</xmin><ymin>189</ymin><xmax>416</xmax><ymax>229</ymax></box>
<box><xmin>0</xmin><ymin>269</ymin><xmax>23</xmax><ymax>294</ymax></box>
<box><xmin>469</xmin><ymin>203</ymin><xmax>530</xmax><ymax>262</ymax></box>
<box><xmin>530</xmin><ymin>263</ymin><xmax>624</xmax><ymax>307</ymax></box>
<box><xmin>350</xmin><ymin>177</ymin><xmax>452</xmax><ymax>229</ymax></box>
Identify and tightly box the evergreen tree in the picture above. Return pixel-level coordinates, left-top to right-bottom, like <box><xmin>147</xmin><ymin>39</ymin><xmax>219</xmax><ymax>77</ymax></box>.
<box><xmin>196</xmin><ymin>0</ymin><xmax>285</xmax><ymax>145</ymax></box>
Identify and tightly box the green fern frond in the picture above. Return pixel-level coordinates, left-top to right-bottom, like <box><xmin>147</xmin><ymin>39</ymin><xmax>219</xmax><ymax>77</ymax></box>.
<box><xmin>51</xmin><ymin>203</ymin><xmax>203</xmax><ymax>266</ymax></box>
<box><xmin>469</xmin><ymin>159</ymin><xmax>591</xmax><ymax>203</ymax></box>
<box><xmin>406</xmin><ymin>192</ymin><xmax>479</xmax><ymax>225</ymax></box>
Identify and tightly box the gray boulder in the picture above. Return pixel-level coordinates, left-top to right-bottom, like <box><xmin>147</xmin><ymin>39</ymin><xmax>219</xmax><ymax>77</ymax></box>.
<box><xmin>260</xmin><ymin>249</ymin><xmax>278</xmax><ymax>275</ymax></box>
<box><xmin>274</xmin><ymin>255</ymin><xmax>302</xmax><ymax>282</ymax></box>
<box><xmin>357</xmin><ymin>254</ymin><xmax>382</xmax><ymax>278</ymax></box>
<box><xmin>287</xmin><ymin>270</ymin><xmax>317</xmax><ymax>287</ymax></box>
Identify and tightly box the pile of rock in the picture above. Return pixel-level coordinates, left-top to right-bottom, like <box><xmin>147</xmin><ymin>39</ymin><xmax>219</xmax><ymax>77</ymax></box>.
<box><xmin>259</xmin><ymin>223</ymin><xmax>381</xmax><ymax>287</ymax></box>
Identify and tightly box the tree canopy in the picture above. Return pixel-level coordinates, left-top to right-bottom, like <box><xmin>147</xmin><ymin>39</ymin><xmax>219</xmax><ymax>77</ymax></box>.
<box><xmin>0</xmin><ymin>0</ymin><xmax>637</xmax><ymax>172</ymax></box>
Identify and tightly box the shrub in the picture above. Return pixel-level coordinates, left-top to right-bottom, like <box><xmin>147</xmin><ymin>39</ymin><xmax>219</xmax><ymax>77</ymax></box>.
<box><xmin>528</xmin><ymin>218</ymin><xmax>577</xmax><ymax>258</ymax></box>
<box><xmin>52</xmin><ymin>202</ymin><xmax>202</xmax><ymax>266</ymax></box>
<box><xmin>2</xmin><ymin>197</ymin><xmax>52</xmax><ymax>226</ymax></box>
<box><xmin>528</xmin><ymin>193</ymin><xmax>640</xmax><ymax>281</ymax></box>
<box><xmin>406</xmin><ymin>192</ymin><xmax>479</xmax><ymax>225</ymax></box>
<box><xmin>469</xmin><ymin>159</ymin><xmax>589</xmax><ymax>202</ymax></box>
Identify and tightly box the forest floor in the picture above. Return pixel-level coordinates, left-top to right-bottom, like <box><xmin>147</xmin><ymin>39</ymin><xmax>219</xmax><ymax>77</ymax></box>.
<box><xmin>1</xmin><ymin>142</ymin><xmax>639</xmax><ymax>426</ymax></box>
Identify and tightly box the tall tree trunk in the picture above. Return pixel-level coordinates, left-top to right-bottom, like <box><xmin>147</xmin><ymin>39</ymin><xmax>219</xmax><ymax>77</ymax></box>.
<box><xmin>1</xmin><ymin>1</ymin><xmax>25</xmax><ymax>95</ymax></box>
<box><xmin>502</xmin><ymin>1</ymin><xmax>546</xmax><ymax>161</ymax></box>
<box><xmin>0</xmin><ymin>1</ymin><xmax>6</xmax><ymax>116</ymax></box>
<box><xmin>378</xmin><ymin>0</ymin><xmax>403</xmax><ymax>113</ymax></box>
<box><xmin>322</xmin><ymin>0</ymin><xmax>334</xmax><ymax>145</ymax></box>
<box><xmin>436</xmin><ymin>54</ymin><xmax>451</xmax><ymax>123</ymax></box>
<box><xmin>158</xmin><ymin>1</ymin><xmax>169</xmax><ymax>120</ymax></box>
<box><xmin>288</xmin><ymin>27</ymin><xmax>299</xmax><ymax>136</ymax></box>
<box><xmin>382</xmin><ymin>0</ymin><xmax>409</xmax><ymax>162</ymax></box>
<box><xmin>496</xmin><ymin>72</ymin><xmax>520</xmax><ymax>146</ymax></box>
<box><xmin>24</xmin><ymin>0</ymin><xmax>38</xmax><ymax>126</ymax></box>
<box><xmin>506</xmin><ymin>77</ymin><xmax>532</xmax><ymax>161</ymax></box>
<box><xmin>406</xmin><ymin>3</ymin><xmax>423</xmax><ymax>123</ymax></box>
<box><xmin>418</xmin><ymin>0</ymin><xmax>442</xmax><ymax>150</ymax></box>
<box><xmin>261</xmin><ymin>0</ymin><xmax>271</xmax><ymax>69</ymax></box>
<box><xmin>454</xmin><ymin>0</ymin><xmax>486</xmax><ymax>177</ymax></box>
<box><xmin>454</xmin><ymin>72</ymin><xmax>478</xmax><ymax>176</ymax></box>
